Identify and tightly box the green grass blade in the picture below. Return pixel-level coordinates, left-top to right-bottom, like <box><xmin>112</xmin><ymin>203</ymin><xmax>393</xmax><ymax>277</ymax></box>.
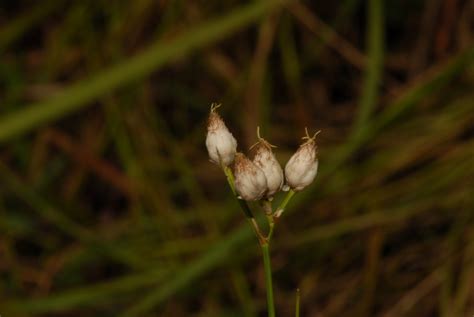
<box><xmin>119</xmin><ymin>225</ymin><xmax>253</xmax><ymax>317</ymax></box>
<box><xmin>0</xmin><ymin>0</ymin><xmax>62</xmax><ymax>51</ymax></box>
<box><xmin>6</xmin><ymin>267</ymin><xmax>170</xmax><ymax>312</ymax></box>
<box><xmin>353</xmin><ymin>0</ymin><xmax>384</xmax><ymax>135</ymax></box>
<box><xmin>295</xmin><ymin>288</ymin><xmax>300</xmax><ymax>317</ymax></box>
<box><xmin>0</xmin><ymin>0</ymin><xmax>289</xmax><ymax>143</ymax></box>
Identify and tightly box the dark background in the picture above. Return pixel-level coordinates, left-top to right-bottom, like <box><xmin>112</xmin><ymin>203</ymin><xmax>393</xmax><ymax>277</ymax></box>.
<box><xmin>0</xmin><ymin>0</ymin><xmax>473</xmax><ymax>316</ymax></box>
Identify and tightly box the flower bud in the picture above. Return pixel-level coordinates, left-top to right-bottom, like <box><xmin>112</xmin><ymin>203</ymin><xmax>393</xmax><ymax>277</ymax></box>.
<box><xmin>252</xmin><ymin>130</ymin><xmax>283</xmax><ymax>198</ymax></box>
<box><xmin>284</xmin><ymin>129</ymin><xmax>320</xmax><ymax>191</ymax></box>
<box><xmin>233</xmin><ymin>152</ymin><xmax>268</xmax><ymax>201</ymax></box>
<box><xmin>206</xmin><ymin>104</ymin><xmax>237</xmax><ymax>166</ymax></box>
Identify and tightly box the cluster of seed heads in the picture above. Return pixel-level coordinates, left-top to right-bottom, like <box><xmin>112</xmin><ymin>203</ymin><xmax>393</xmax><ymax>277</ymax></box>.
<box><xmin>206</xmin><ymin>103</ymin><xmax>319</xmax><ymax>201</ymax></box>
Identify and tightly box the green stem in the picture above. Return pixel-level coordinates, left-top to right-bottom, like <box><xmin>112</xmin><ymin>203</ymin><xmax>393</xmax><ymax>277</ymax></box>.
<box><xmin>261</xmin><ymin>199</ymin><xmax>275</xmax><ymax>240</ymax></box>
<box><xmin>261</xmin><ymin>243</ymin><xmax>275</xmax><ymax>317</ymax></box>
<box><xmin>352</xmin><ymin>0</ymin><xmax>383</xmax><ymax>137</ymax></box>
<box><xmin>295</xmin><ymin>288</ymin><xmax>300</xmax><ymax>317</ymax></box>
<box><xmin>267</xmin><ymin>221</ymin><xmax>275</xmax><ymax>241</ymax></box>
<box><xmin>250</xmin><ymin>218</ymin><xmax>266</xmax><ymax>245</ymax></box>
<box><xmin>224</xmin><ymin>166</ymin><xmax>275</xmax><ymax>314</ymax></box>
<box><xmin>275</xmin><ymin>189</ymin><xmax>295</xmax><ymax>218</ymax></box>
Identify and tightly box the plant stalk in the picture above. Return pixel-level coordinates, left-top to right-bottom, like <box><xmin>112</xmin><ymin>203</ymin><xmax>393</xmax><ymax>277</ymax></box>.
<box><xmin>295</xmin><ymin>288</ymin><xmax>300</xmax><ymax>317</ymax></box>
<box><xmin>261</xmin><ymin>243</ymin><xmax>275</xmax><ymax>317</ymax></box>
<box><xmin>275</xmin><ymin>189</ymin><xmax>295</xmax><ymax>218</ymax></box>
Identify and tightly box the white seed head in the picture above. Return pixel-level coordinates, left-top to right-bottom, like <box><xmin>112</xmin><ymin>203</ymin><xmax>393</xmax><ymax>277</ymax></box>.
<box><xmin>284</xmin><ymin>129</ymin><xmax>320</xmax><ymax>191</ymax></box>
<box><xmin>252</xmin><ymin>131</ymin><xmax>283</xmax><ymax>198</ymax></box>
<box><xmin>233</xmin><ymin>152</ymin><xmax>268</xmax><ymax>201</ymax></box>
<box><xmin>206</xmin><ymin>104</ymin><xmax>237</xmax><ymax>166</ymax></box>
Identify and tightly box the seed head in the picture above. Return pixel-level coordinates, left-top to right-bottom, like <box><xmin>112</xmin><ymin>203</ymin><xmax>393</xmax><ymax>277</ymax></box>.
<box><xmin>251</xmin><ymin>127</ymin><xmax>283</xmax><ymax>198</ymax></box>
<box><xmin>284</xmin><ymin>128</ymin><xmax>320</xmax><ymax>191</ymax></box>
<box><xmin>233</xmin><ymin>152</ymin><xmax>268</xmax><ymax>201</ymax></box>
<box><xmin>205</xmin><ymin>103</ymin><xmax>237</xmax><ymax>166</ymax></box>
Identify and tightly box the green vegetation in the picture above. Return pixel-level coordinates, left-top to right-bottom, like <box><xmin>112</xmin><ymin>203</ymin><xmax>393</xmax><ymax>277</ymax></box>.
<box><xmin>0</xmin><ymin>1</ymin><xmax>473</xmax><ymax>316</ymax></box>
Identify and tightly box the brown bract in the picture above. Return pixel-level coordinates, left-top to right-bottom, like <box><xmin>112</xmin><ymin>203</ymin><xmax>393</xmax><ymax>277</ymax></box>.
<box><xmin>207</xmin><ymin>111</ymin><xmax>225</xmax><ymax>132</ymax></box>
<box><xmin>233</xmin><ymin>152</ymin><xmax>268</xmax><ymax>201</ymax></box>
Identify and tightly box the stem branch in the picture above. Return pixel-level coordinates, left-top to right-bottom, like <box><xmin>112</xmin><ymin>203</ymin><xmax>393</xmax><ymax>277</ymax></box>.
<box><xmin>275</xmin><ymin>189</ymin><xmax>295</xmax><ymax>218</ymax></box>
<box><xmin>223</xmin><ymin>165</ymin><xmax>266</xmax><ymax>243</ymax></box>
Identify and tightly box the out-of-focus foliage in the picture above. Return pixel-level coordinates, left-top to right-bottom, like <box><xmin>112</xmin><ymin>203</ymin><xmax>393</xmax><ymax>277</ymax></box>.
<box><xmin>0</xmin><ymin>0</ymin><xmax>473</xmax><ymax>316</ymax></box>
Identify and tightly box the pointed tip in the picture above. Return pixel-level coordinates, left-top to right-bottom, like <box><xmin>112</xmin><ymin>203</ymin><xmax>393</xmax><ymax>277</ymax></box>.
<box><xmin>210</xmin><ymin>102</ymin><xmax>222</xmax><ymax>113</ymax></box>
<box><xmin>251</xmin><ymin>127</ymin><xmax>277</xmax><ymax>150</ymax></box>
<box><xmin>301</xmin><ymin>128</ymin><xmax>321</xmax><ymax>144</ymax></box>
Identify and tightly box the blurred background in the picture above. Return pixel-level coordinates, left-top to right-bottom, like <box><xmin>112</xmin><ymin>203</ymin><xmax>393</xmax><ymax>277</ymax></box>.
<box><xmin>0</xmin><ymin>0</ymin><xmax>473</xmax><ymax>316</ymax></box>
